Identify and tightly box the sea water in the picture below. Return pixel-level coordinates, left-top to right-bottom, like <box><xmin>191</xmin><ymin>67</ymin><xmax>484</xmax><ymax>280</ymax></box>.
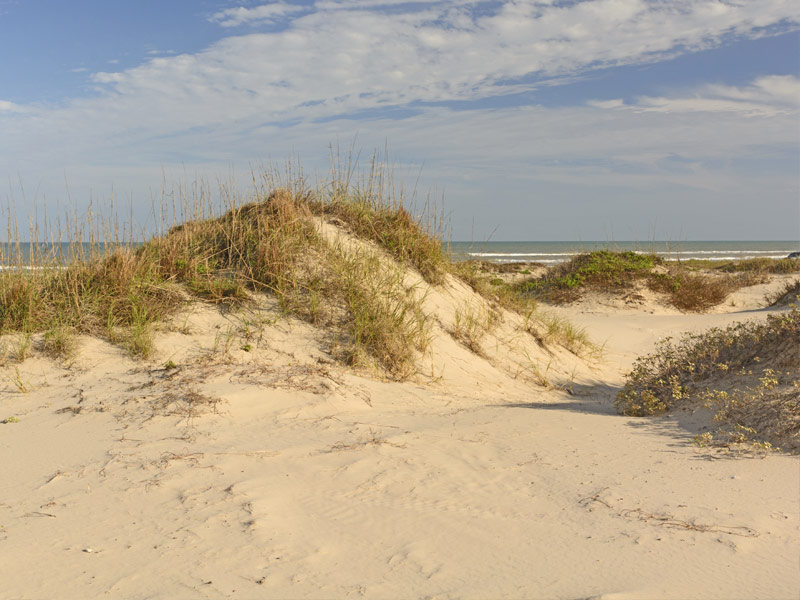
<box><xmin>0</xmin><ymin>242</ymin><xmax>139</xmax><ymax>268</ymax></box>
<box><xmin>449</xmin><ymin>241</ymin><xmax>800</xmax><ymax>264</ymax></box>
<box><xmin>3</xmin><ymin>240</ymin><xmax>799</xmax><ymax>268</ymax></box>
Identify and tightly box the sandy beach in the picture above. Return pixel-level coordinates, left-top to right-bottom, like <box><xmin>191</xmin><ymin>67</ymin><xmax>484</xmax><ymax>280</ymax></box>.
<box><xmin>2</xmin><ymin>0</ymin><xmax>799</xmax><ymax>596</ymax></box>
<box><xmin>1</xmin><ymin>220</ymin><xmax>798</xmax><ymax>600</ymax></box>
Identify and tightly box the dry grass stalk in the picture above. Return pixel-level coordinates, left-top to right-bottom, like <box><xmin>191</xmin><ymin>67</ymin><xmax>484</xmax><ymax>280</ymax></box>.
<box><xmin>1</xmin><ymin>158</ymin><xmax>443</xmax><ymax>379</ymax></box>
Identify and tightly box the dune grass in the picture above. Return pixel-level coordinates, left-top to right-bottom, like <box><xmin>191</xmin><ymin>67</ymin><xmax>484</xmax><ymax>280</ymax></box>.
<box><xmin>616</xmin><ymin>307</ymin><xmax>800</xmax><ymax>452</ymax></box>
<box><xmin>0</xmin><ymin>167</ymin><xmax>438</xmax><ymax>377</ymax></box>
<box><xmin>451</xmin><ymin>260</ymin><xmax>596</xmax><ymax>357</ymax></box>
<box><xmin>517</xmin><ymin>251</ymin><xmax>661</xmax><ymax>303</ymax></box>
<box><xmin>682</xmin><ymin>257</ymin><xmax>800</xmax><ymax>274</ymax></box>
<box><xmin>1</xmin><ymin>153</ymin><xmax>597</xmax><ymax>377</ymax></box>
<box><xmin>309</xmin><ymin>193</ymin><xmax>448</xmax><ymax>285</ymax></box>
<box><xmin>510</xmin><ymin>250</ymin><xmax>782</xmax><ymax>312</ymax></box>
<box><xmin>766</xmin><ymin>279</ymin><xmax>800</xmax><ymax>306</ymax></box>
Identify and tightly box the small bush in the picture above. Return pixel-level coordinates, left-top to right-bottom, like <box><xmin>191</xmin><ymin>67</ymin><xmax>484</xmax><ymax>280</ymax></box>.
<box><xmin>616</xmin><ymin>308</ymin><xmax>800</xmax><ymax>451</ymax></box>
<box><xmin>517</xmin><ymin>251</ymin><xmax>663</xmax><ymax>303</ymax></box>
<box><xmin>514</xmin><ymin>250</ymin><xmax>785</xmax><ymax>312</ymax></box>
<box><xmin>657</xmin><ymin>273</ymin><xmax>732</xmax><ymax>312</ymax></box>
<box><xmin>715</xmin><ymin>257</ymin><xmax>800</xmax><ymax>275</ymax></box>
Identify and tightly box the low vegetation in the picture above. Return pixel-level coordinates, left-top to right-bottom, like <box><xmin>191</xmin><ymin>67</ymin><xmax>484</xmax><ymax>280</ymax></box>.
<box><xmin>518</xmin><ymin>251</ymin><xmax>662</xmax><ymax>303</ymax></box>
<box><xmin>508</xmin><ymin>250</ymin><xmax>792</xmax><ymax>312</ymax></box>
<box><xmin>767</xmin><ymin>279</ymin><xmax>800</xmax><ymax>306</ymax></box>
<box><xmin>682</xmin><ymin>257</ymin><xmax>800</xmax><ymax>275</ymax></box>
<box><xmin>616</xmin><ymin>307</ymin><xmax>800</xmax><ymax>452</ymax></box>
<box><xmin>452</xmin><ymin>260</ymin><xmax>596</xmax><ymax>357</ymax></box>
<box><xmin>0</xmin><ymin>182</ymin><xmax>436</xmax><ymax>378</ymax></box>
<box><xmin>309</xmin><ymin>192</ymin><xmax>448</xmax><ymax>285</ymax></box>
<box><xmin>452</xmin><ymin>301</ymin><xmax>499</xmax><ymax>356</ymax></box>
<box><xmin>0</xmin><ymin>155</ymin><xmax>597</xmax><ymax>379</ymax></box>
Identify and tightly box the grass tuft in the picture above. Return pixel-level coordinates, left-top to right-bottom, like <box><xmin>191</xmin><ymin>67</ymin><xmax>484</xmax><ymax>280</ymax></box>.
<box><xmin>766</xmin><ymin>279</ymin><xmax>800</xmax><ymax>307</ymax></box>
<box><xmin>42</xmin><ymin>326</ymin><xmax>77</xmax><ymax>361</ymax></box>
<box><xmin>508</xmin><ymin>250</ymin><xmax>787</xmax><ymax>312</ymax></box>
<box><xmin>310</xmin><ymin>194</ymin><xmax>449</xmax><ymax>284</ymax></box>
<box><xmin>683</xmin><ymin>257</ymin><xmax>800</xmax><ymax>275</ymax></box>
<box><xmin>453</xmin><ymin>260</ymin><xmax>597</xmax><ymax>357</ymax></box>
<box><xmin>452</xmin><ymin>301</ymin><xmax>496</xmax><ymax>355</ymax></box>
<box><xmin>328</xmin><ymin>244</ymin><xmax>430</xmax><ymax>378</ymax></box>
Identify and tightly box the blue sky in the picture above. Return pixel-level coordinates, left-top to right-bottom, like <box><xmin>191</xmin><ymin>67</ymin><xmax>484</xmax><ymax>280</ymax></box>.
<box><xmin>1</xmin><ymin>0</ymin><xmax>798</xmax><ymax>240</ymax></box>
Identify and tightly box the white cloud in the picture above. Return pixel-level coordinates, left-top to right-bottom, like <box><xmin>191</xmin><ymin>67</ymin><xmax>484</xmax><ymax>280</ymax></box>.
<box><xmin>1</xmin><ymin>1</ymin><xmax>798</xmax><ymax>239</ymax></box>
<box><xmin>0</xmin><ymin>100</ymin><xmax>31</xmax><ymax>113</ymax></box>
<box><xmin>42</xmin><ymin>0</ymin><xmax>790</xmax><ymax>146</ymax></box>
<box><xmin>725</xmin><ymin>75</ymin><xmax>800</xmax><ymax>107</ymax></box>
<box><xmin>209</xmin><ymin>2</ymin><xmax>305</xmax><ymax>27</ymax></box>
<box><xmin>91</xmin><ymin>0</ymin><xmax>798</xmax><ymax>130</ymax></box>
<box><xmin>587</xmin><ymin>99</ymin><xmax>625</xmax><ymax>109</ymax></box>
<box><xmin>91</xmin><ymin>71</ymin><xmax>123</xmax><ymax>83</ymax></box>
<box><xmin>593</xmin><ymin>75</ymin><xmax>800</xmax><ymax>116</ymax></box>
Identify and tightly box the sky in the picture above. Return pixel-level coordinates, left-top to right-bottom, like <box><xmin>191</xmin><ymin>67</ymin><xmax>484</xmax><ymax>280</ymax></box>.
<box><xmin>1</xmin><ymin>0</ymin><xmax>798</xmax><ymax>241</ymax></box>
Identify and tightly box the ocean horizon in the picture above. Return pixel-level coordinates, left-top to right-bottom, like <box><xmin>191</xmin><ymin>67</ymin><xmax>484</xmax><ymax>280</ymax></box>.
<box><xmin>449</xmin><ymin>240</ymin><xmax>800</xmax><ymax>264</ymax></box>
<box><xmin>2</xmin><ymin>240</ymin><xmax>799</xmax><ymax>267</ymax></box>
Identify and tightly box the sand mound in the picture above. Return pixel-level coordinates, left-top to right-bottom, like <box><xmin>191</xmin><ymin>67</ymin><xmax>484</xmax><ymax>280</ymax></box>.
<box><xmin>2</xmin><ymin>198</ymin><xmax>798</xmax><ymax>599</ymax></box>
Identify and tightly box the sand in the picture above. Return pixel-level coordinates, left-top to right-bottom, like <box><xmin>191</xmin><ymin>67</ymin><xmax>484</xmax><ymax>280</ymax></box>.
<box><xmin>1</xmin><ymin>265</ymin><xmax>798</xmax><ymax>599</ymax></box>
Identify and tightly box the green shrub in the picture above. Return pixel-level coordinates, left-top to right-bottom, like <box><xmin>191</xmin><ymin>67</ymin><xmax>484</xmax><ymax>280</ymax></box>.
<box><xmin>616</xmin><ymin>308</ymin><xmax>800</xmax><ymax>451</ymax></box>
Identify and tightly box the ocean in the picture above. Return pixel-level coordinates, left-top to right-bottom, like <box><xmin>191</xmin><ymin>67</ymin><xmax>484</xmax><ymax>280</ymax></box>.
<box><xmin>2</xmin><ymin>241</ymin><xmax>799</xmax><ymax>268</ymax></box>
<box><xmin>449</xmin><ymin>241</ymin><xmax>800</xmax><ymax>264</ymax></box>
<box><xmin>0</xmin><ymin>242</ymin><xmax>138</xmax><ymax>268</ymax></box>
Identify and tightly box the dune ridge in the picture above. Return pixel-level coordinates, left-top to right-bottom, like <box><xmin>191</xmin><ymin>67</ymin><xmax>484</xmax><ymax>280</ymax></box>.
<box><xmin>1</xmin><ymin>176</ymin><xmax>798</xmax><ymax>599</ymax></box>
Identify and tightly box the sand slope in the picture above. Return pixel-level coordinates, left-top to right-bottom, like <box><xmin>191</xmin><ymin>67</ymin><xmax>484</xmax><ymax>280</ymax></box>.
<box><xmin>1</xmin><ymin>268</ymin><xmax>798</xmax><ymax>599</ymax></box>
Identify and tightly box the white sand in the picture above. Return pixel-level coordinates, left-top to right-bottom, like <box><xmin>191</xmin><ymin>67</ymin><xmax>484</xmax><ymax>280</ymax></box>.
<box><xmin>1</xmin><ymin>268</ymin><xmax>798</xmax><ymax>599</ymax></box>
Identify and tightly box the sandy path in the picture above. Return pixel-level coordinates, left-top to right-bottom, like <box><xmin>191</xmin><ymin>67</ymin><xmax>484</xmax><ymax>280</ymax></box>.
<box><xmin>1</xmin><ymin>299</ymin><xmax>798</xmax><ymax>599</ymax></box>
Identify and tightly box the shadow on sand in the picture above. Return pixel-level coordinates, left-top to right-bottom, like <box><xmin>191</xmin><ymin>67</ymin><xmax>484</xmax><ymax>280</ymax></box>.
<box><xmin>496</xmin><ymin>380</ymin><xmax>620</xmax><ymax>416</ymax></box>
<box><xmin>492</xmin><ymin>381</ymin><xmax>735</xmax><ymax>459</ymax></box>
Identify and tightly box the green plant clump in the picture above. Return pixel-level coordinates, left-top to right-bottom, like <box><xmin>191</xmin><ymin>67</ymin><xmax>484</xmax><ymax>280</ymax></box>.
<box><xmin>511</xmin><ymin>250</ymin><xmax>775</xmax><ymax>312</ymax></box>
<box><xmin>517</xmin><ymin>251</ymin><xmax>663</xmax><ymax>303</ymax></box>
<box><xmin>616</xmin><ymin>307</ymin><xmax>800</xmax><ymax>451</ymax></box>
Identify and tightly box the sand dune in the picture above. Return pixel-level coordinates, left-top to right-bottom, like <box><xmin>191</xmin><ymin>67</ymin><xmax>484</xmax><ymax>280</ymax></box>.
<box><xmin>1</xmin><ymin>229</ymin><xmax>798</xmax><ymax>599</ymax></box>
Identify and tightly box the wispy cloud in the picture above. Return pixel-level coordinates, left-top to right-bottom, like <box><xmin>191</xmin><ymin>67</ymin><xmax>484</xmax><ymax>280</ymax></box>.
<box><xmin>0</xmin><ymin>99</ymin><xmax>32</xmax><ymax>113</ymax></box>
<box><xmin>209</xmin><ymin>2</ymin><xmax>306</xmax><ymax>27</ymax></box>
<box><xmin>591</xmin><ymin>75</ymin><xmax>800</xmax><ymax>117</ymax></box>
<box><xmin>58</xmin><ymin>0</ymin><xmax>795</xmax><ymax>141</ymax></box>
<box><xmin>1</xmin><ymin>1</ymin><xmax>798</xmax><ymax>238</ymax></box>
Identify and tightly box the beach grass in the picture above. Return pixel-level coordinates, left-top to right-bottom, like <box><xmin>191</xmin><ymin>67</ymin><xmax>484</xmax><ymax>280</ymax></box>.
<box><xmin>509</xmin><ymin>250</ymin><xmax>791</xmax><ymax>311</ymax></box>
<box><xmin>450</xmin><ymin>259</ymin><xmax>596</xmax><ymax>357</ymax></box>
<box><xmin>1</xmin><ymin>153</ymin><xmax>603</xmax><ymax>374</ymax></box>
<box><xmin>766</xmin><ymin>279</ymin><xmax>800</xmax><ymax>306</ymax></box>
<box><xmin>0</xmin><ymin>166</ymin><xmax>439</xmax><ymax>377</ymax></box>
<box><xmin>681</xmin><ymin>257</ymin><xmax>800</xmax><ymax>274</ymax></box>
